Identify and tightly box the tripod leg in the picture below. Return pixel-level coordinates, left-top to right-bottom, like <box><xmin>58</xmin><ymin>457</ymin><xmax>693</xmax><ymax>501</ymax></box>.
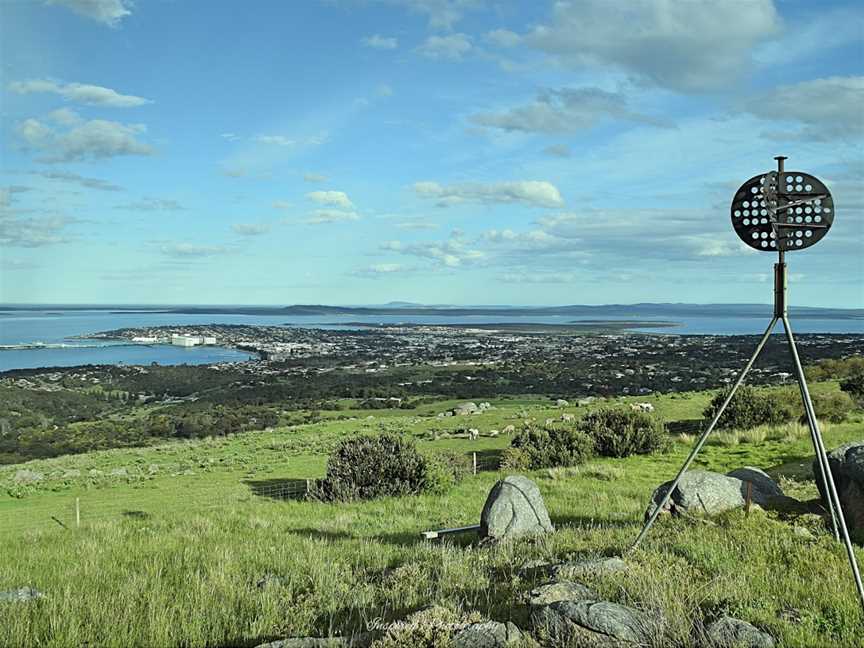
<box><xmin>630</xmin><ymin>317</ymin><xmax>778</xmax><ymax>552</ymax></box>
<box><xmin>782</xmin><ymin>317</ymin><xmax>864</xmax><ymax>613</ymax></box>
<box><xmin>780</xmin><ymin>317</ymin><xmax>839</xmax><ymax>539</ymax></box>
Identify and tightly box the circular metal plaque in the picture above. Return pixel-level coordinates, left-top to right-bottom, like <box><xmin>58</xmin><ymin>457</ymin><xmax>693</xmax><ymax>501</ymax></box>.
<box><xmin>731</xmin><ymin>171</ymin><xmax>834</xmax><ymax>252</ymax></box>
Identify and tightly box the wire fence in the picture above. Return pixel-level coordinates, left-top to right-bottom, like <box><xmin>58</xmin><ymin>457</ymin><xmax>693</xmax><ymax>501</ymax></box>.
<box><xmin>0</xmin><ymin>452</ymin><xmax>502</xmax><ymax>538</ymax></box>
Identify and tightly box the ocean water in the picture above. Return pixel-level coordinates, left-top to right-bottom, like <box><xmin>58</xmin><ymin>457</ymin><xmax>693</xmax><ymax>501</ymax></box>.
<box><xmin>0</xmin><ymin>308</ymin><xmax>861</xmax><ymax>372</ymax></box>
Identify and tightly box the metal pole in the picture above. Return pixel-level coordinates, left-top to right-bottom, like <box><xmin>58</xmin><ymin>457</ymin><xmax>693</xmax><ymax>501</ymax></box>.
<box><xmin>630</xmin><ymin>316</ymin><xmax>778</xmax><ymax>552</ymax></box>
<box><xmin>776</xmin><ymin>259</ymin><xmax>839</xmax><ymax>538</ymax></box>
<box><xmin>781</xmin><ymin>315</ymin><xmax>864</xmax><ymax>613</ymax></box>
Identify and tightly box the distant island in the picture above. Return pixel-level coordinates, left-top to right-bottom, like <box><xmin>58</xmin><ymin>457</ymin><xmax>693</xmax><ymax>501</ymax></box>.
<box><xmin>1</xmin><ymin>302</ymin><xmax>862</xmax><ymax>320</ymax></box>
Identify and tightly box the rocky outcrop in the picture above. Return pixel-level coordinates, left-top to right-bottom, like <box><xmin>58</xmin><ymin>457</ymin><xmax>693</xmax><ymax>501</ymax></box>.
<box><xmin>646</xmin><ymin>469</ymin><xmax>788</xmax><ymax>519</ymax></box>
<box><xmin>480</xmin><ymin>476</ymin><xmax>554</xmax><ymax>540</ymax></box>
<box><xmin>813</xmin><ymin>441</ymin><xmax>864</xmax><ymax>535</ymax></box>
<box><xmin>451</xmin><ymin>621</ymin><xmax>523</xmax><ymax>647</ymax></box>
<box><xmin>527</xmin><ymin>581</ymin><xmax>596</xmax><ymax>607</ymax></box>
<box><xmin>705</xmin><ymin>616</ymin><xmax>775</xmax><ymax>647</ymax></box>
<box><xmin>532</xmin><ymin>600</ymin><xmax>656</xmax><ymax>646</ymax></box>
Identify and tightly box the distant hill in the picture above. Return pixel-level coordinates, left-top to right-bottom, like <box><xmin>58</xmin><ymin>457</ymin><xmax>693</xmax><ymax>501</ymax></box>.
<box><xmin>2</xmin><ymin>302</ymin><xmax>862</xmax><ymax>319</ymax></box>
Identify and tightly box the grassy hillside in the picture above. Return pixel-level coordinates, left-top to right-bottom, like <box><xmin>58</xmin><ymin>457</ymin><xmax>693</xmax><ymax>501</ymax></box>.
<box><xmin>1</xmin><ymin>385</ymin><xmax>863</xmax><ymax>647</ymax></box>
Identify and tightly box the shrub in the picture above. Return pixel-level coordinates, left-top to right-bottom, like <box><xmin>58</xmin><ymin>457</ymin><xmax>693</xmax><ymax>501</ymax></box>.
<box><xmin>313</xmin><ymin>433</ymin><xmax>431</xmax><ymax>501</ymax></box>
<box><xmin>806</xmin><ymin>391</ymin><xmax>856</xmax><ymax>423</ymax></box>
<box><xmin>576</xmin><ymin>407</ymin><xmax>669</xmax><ymax>457</ymax></box>
<box><xmin>422</xmin><ymin>450</ymin><xmax>472</xmax><ymax>494</ymax></box>
<box><xmin>840</xmin><ymin>369</ymin><xmax>864</xmax><ymax>406</ymax></box>
<box><xmin>703</xmin><ymin>385</ymin><xmax>794</xmax><ymax>430</ymax></box>
<box><xmin>509</xmin><ymin>423</ymin><xmax>594</xmax><ymax>469</ymax></box>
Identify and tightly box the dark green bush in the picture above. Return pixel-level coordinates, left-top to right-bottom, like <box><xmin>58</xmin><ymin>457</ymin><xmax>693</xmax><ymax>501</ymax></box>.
<box><xmin>703</xmin><ymin>385</ymin><xmax>795</xmax><ymax>430</ymax></box>
<box><xmin>509</xmin><ymin>423</ymin><xmax>594</xmax><ymax>469</ymax></box>
<box><xmin>577</xmin><ymin>408</ymin><xmax>669</xmax><ymax>457</ymax></box>
<box><xmin>313</xmin><ymin>433</ymin><xmax>431</xmax><ymax>501</ymax></box>
<box><xmin>840</xmin><ymin>369</ymin><xmax>864</xmax><ymax>406</ymax></box>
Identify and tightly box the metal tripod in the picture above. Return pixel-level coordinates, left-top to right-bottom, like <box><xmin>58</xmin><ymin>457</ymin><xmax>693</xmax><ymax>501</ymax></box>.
<box><xmin>629</xmin><ymin>160</ymin><xmax>864</xmax><ymax>614</ymax></box>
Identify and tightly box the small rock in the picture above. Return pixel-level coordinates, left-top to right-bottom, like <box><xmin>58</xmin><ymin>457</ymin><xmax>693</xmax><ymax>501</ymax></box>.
<box><xmin>62</xmin><ymin>469</ymin><xmax>81</xmax><ymax>478</ymax></box>
<box><xmin>705</xmin><ymin>616</ymin><xmax>775</xmax><ymax>648</ymax></box>
<box><xmin>555</xmin><ymin>399</ymin><xmax>569</xmax><ymax>407</ymax></box>
<box><xmin>551</xmin><ymin>557</ymin><xmax>628</xmax><ymax>580</ymax></box>
<box><xmin>13</xmin><ymin>470</ymin><xmax>43</xmax><ymax>484</ymax></box>
<box><xmin>528</xmin><ymin>581</ymin><xmax>596</xmax><ymax>606</ymax></box>
<box><xmin>480</xmin><ymin>476</ymin><xmax>554</xmax><ymax>541</ymax></box>
<box><xmin>532</xmin><ymin>599</ymin><xmax>655</xmax><ymax>646</ymax></box>
<box><xmin>451</xmin><ymin>621</ymin><xmax>523</xmax><ymax>647</ymax></box>
<box><xmin>0</xmin><ymin>587</ymin><xmax>43</xmax><ymax>603</ymax></box>
<box><xmin>110</xmin><ymin>467</ymin><xmax>128</xmax><ymax>477</ymax></box>
<box><xmin>792</xmin><ymin>526</ymin><xmax>815</xmax><ymax>541</ymax></box>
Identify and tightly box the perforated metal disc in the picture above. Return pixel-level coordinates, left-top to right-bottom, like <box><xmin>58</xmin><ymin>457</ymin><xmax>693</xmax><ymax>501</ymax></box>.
<box><xmin>731</xmin><ymin>171</ymin><xmax>834</xmax><ymax>252</ymax></box>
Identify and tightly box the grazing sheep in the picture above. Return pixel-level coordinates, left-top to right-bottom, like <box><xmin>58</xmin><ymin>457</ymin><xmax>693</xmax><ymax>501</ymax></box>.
<box><xmin>503</xmin><ymin>425</ymin><xmax>516</xmax><ymax>434</ymax></box>
<box><xmin>545</xmin><ymin>418</ymin><xmax>555</xmax><ymax>425</ymax></box>
<box><xmin>468</xmin><ymin>428</ymin><xmax>480</xmax><ymax>440</ymax></box>
<box><xmin>489</xmin><ymin>429</ymin><xmax>500</xmax><ymax>437</ymax></box>
<box><xmin>561</xmin><ymin>413</ymin><xmax>575</xmax><ymax>422</ymax></box>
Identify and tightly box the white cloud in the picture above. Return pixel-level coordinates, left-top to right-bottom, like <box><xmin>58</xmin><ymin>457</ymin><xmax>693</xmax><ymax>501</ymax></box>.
<box><xmin>160</xmin><ymin>244</ymin><xmax>228</xmax><ymax>258</ymax></box>
<box><xmin>306</xmin><ymin>209</ymin><xmax>359</xmax><ymax>224</ymax></box>
<box><xmin>485</xmin><ymin>29</ymin><xmax>521</xmax><ymax>48</ymax></box>
<box><xmin>417</xmin><ymin>33</ymin><xmax>472</xmax><ymax>60</ymax></box>
<box><xmin>742</xmin><ymin>76</ymin><xmax>864</xmax><ymax>140</ymax></box>
<box><xmin>524</xmin><ymin>0</ymin><xmax>779</xmax><ymax>92</ymax></box>
<box><xmin>47</xmin><ymin>0</ymin><xmax>132</xmax><ymax>26</ymax></box>
<box><xmin>303</xmin><ymin>172</ymin><xmax>328</xmax><ymax>183</ymax></box>
<box><xmin>387</xmin><ymin>0</ymin><xmax>480</xmax><ymax>30</ymax></box>
<box><xmin>362</xmin><ymin>34</ymin><xmax>399</xmax><ymax>50</ymax></box>
<box><xmin>306</xmin><ymin>190</ymin><xmax>354</xmax><ymax>209</ymax></box>
<box><xmin>116</xmin><ymin>198</ymin><xmax>185</xmax><ymax>211</ymax></box>
<box><xmin>471</xmin><ymin>87</ymin><xmax>672</xmax><ymax>134</ymax></box>
<box><xmin>254</xmin><ymin>135</ymin><xmax>296</xmax><ymax>147</ymax></box>
<box><xmin>9</xmin><ymin>79</ymin><xmax>151</xmax><ymax>107</ymax></box>
<box><xmin>0</xmin><ymin>213</ymin><xmax>74</xmax><ymax>248</ymax></box>
<box><xmin>413</xmin><ymin>180</ymin><xmax>564</xmax><ymax>208</ymax></box>
<box><xmin>396</xmin><ymin>217</ymin><xmax>438</xmax><ymax>231</ymax></box>
<box><xmin>16</xmin><ymin>114</ymin><xmax>153</xmax><ymax>162</ymax></box>
<box><xmin>354</xmin><ymin>263</ymin><xmax>409</xmax><ymax>277</ymax></box>
<box><xmin>381</xmin><ymin>230</ymin><xmax>483</xmax><ymax>267</ymax></box>
<box><xmin>31</xmin><ymin>170</ymin><xmax>123</xmax><ymax>191</ymax></box>
<box><xmin>232</xmin><ymin>223</ymin><xmax>271</xmax><ymax>236</ymax></box>
<box><xmin>272</xmin><ymin>201</ymin><xmax>293</xmax><ymax>210</ymax></box>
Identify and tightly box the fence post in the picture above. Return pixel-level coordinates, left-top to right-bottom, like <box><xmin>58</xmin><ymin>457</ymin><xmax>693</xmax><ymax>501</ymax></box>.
<box><xmin>75</xmin><ymin>497</ymin><xmax>80</xmax><ymax>529</ymax></box>
<box><xmin>473</xmin><ymin>452</ymin><xmax>477</xmax><ymax>475</ymax></box>
<box><xmin>306</xmin><ymin>479</ymin><xmax>312</xmax><ymax>495</ymax></box>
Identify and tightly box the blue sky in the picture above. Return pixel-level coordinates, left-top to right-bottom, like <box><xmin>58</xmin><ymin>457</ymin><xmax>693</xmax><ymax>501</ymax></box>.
<box><xmin>1</xmin><ymin>0</ymin><xmax>862</xmax><ymax>307</ymax></box>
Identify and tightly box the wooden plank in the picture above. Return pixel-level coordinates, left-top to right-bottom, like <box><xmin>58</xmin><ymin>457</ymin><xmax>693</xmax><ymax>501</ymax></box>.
<box><xmin>421</xmin><ymin>524</ymin><xmax>481</xmax><ymax>540</ymax></box>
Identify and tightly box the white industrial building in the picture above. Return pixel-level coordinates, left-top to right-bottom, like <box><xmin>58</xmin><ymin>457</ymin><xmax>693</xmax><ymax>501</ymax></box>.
<box><xmin>170</xmin><ymin>334</ymin><xmax>218</xmax><ymax>347</ymax></box>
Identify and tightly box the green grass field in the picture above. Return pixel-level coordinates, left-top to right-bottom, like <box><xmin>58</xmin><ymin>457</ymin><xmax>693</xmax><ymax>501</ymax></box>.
<box><xmin>1</xmin><ymin>385</ymin><xmax>863</xmax><ymax>647</ymax></box>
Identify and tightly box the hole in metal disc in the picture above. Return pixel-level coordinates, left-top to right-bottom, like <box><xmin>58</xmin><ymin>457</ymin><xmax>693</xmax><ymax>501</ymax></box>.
<box><xmin>815</xmin><ymin>215</ymin><xmax>822</xmax><ymax>222</ymax></box>
<box><xmin>752</xmin><ymin>232</ymin><xmax>759</xmax><ymax>239</ymax></box>
<box><xmin>805</xmin><ymin>184</ymin><xmax>812</xmax><ymax>191</ymax></box>
<box><xmin>805</xmin><ymin>230</ymin><xmax>812</xmax><ymax>238</ymax></box>
<box><xmin>796</xmin><ymin>239</ymin><xmax>803</xmax><ymax>246</ymax></box>
<box><xmin>786</xmin><ymin>185</ymin><xmax>793</xmax><ymax>191</ymax></box>
<box><xmin>761</xmin><ymin>218</ymin><xmax>768</xmax><ymax>224</ymax></box>
<box><xmin>796</xmin><ymin>175</ymin><xmax>803</xmax><ymax>182</ymax></box>
<box><xmin>743</xmin><ymin>218</ymin><xmax>750</xmax><ymax>225</ymax></box>
<box><xmin>761</xmin><ymin>232</ymin><xmax>768</xmax><ymax>239</ymax></box>
<box><xmin>795</xmin><ymin>184</ymin><xmax>803</xmax><ymax>191</ymax></box>
<box><xmin>761</xmin><ymin>241</ymin><xmax>768</xmax><ymax>248</ymax></box>
<box><xmin>786</xmin><ymin>175</ymin><xmax>794</xmax><ymax>182</ymax></box>
<box><xmin>805</xmin><ymin>207</ymin><xmax>812</xmax><ymax>214</ymax></box>
<box><xmin>795</xmin><ymin>231</ymin><xmax>802</xmax><ymax>238</ymax></box>
<box><xmin>760</xmin><ymin>209</ymin><xmax>767</xmax><ymax>216</ymax></box>
<box><xmin>751</xmin><ymin>187</ymin><xmax>758</xmax><ymax>193</ymax></box>
<box><xmin>805</xmin><ymin>216</ymin><xmax>812</xmax><ymax>223</ymax></box>
<box><xmin>744</xmin><ymin>201</ymin><xmax>750</xmax><ymax>207</ymax></box>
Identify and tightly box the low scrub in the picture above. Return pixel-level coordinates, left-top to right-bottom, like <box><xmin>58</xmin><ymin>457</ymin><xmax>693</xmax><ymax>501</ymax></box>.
<box><xmin>703</xmin><ymin>385</ymin><xmax>794</xmax><ymax>431</ymax></box>
<box><xmin>504</xmin><ymin>423</ymin><xmax>594</xmax><ymax>470</ymax></box>
<box><xmin>313</xmin><ymin>433</ymin><xmax>440</xmax><ymax>501</ymax></box>
<box><xmin>806</xmin><ymin>391</ymin><xmax>856</xmax><ymax>423</ymax></box>
<box><xmin>576</xmin><ymin>407</ymin><xmax>669</xmax><ymax>458</ymax></box>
